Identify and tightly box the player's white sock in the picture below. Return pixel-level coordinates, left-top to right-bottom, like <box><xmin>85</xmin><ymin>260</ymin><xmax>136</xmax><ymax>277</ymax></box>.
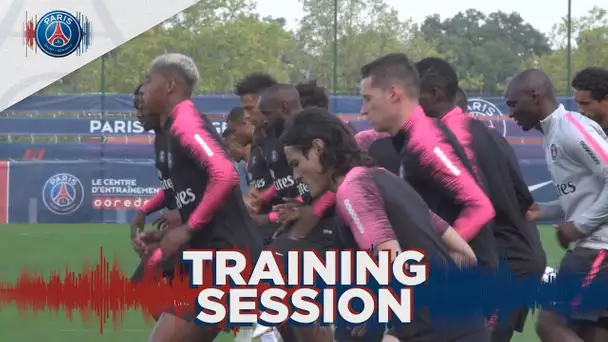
<box><xmin>260</xmin><ymin>330</ymin><xmax>278</xmax><ymax>342</ymax></box>
<box><xmin>234</xmin><ymin>327</ymin><xmax>254</xmax><ymax>342</ymax></box>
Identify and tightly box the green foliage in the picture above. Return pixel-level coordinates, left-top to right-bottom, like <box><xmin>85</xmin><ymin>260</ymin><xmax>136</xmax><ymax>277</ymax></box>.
<box><xmin>40</xmin><ymin>2</ymin><xmax>606</xmax><ymax>96</ymax></box>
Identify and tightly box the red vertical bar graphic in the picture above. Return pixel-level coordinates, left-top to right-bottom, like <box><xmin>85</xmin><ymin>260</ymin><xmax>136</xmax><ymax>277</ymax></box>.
<box><xmin>0</xmin><ymin>161</ymin><xmax>9</xmax><ymax>223</ymax></box>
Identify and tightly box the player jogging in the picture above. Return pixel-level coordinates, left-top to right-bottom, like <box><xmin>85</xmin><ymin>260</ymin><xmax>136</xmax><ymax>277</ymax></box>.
<box><xmin>281</xmin><ymin>107</ymin><xmax>478</xmax><ymax>342</ymax></box>
<box><xmin>571</xmin><ymin>67</ymin><xmax>608</xmax><ymax>135</ymax></box>
<box><xmin>359</xmin><ymin>53</ymin><xmax>496</xmax><ymax>341</ymax></box>
<box><xmin>359</xmin><ymin>53</ymin><xmax>496</xmax><ymax>266</ymax></box>
<box><xmin>231</xmin><ymin>73</ymin><xmax>285</xmax><ymax>238</ymax></box>
<box><xmin>129</xmin><ymin>82</ymin><xmax>181</xmax><ymax>292</ymax></box>
<box><xmin>246</xmin><ymin>84</ymin><xmax>335</xmax><ymax>342</ymax></box>
<box><xmin>141</xmin><ymin>53</ymin><xmax>263</xmax><ymax>342</ymax></box>
<box><xmin>415</xmin><ymin>58</ymin><xmax>547</xmax><ymax>342</ymax></box>
<box><xmin>507</xmin><ymin>69</ymin><xmax>608</xmax><ymax>342</ymax></box>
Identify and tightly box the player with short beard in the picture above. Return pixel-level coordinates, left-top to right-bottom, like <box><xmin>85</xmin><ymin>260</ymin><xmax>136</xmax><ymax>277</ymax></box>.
<box><xmin>572</xmin><ymin>67</ymin><xmax>608</xmax><ymax>135</ymax></box>
<box><xmin>141</xmin><ymin>53</ymin><xmax>263</xmax><ymax>342</ymax></box>
<box><xmin>507</xmin><ymin>69</ymin><xmax>608</xmax><ymax>342</ymax></box>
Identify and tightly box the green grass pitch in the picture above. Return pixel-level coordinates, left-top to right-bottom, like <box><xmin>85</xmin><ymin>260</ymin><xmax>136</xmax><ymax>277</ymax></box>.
<box><xmin>0</xmin><ymin>224</ymin><xmax>564</xmax><ymax>341</ymax></box>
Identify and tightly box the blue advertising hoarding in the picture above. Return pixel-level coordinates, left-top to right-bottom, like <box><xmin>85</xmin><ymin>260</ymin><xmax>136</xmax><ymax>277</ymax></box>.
<box><xmin>2</xmin><ymin>159</ymin><xmax>555</xmax><ymax>224</ymax></box>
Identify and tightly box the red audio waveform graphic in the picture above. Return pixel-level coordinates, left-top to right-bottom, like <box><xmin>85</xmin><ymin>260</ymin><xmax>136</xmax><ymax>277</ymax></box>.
<box><xmin>23</xmin><ymin>11</ymin><xmax>37</xmax><ymax>56</ymax></box>
<box><xmin>0</xmin><ymin>247</ymin><xmax>261</xmax><ymax>334</ymax></box>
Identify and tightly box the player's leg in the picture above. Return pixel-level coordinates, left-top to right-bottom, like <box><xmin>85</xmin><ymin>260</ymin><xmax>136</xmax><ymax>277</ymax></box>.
<box><xmin>148</xmin><ymin>312</ymin><xmax>221</xmax><ymax>342</ymax></box>
<box><xmin>268</xmin><ymin>234</ymin><xmax>333</xmax><ymax>342</ymax></box>
<box><xmin>490</xmin><ymin>306</ymin><xmax>528</xmax><ymax>342</ymax></box>
<box><xmin>536</xmin><ymin>248</ymin><xmax>607</xmax><ymax>342</ymax></box>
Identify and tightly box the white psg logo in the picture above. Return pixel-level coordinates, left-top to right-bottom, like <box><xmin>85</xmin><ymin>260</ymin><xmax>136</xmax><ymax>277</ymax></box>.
<box><xmin>167</xmin><ymin>152</ymin><xmax>173</xmax><ymax>169</ymax></box>
<box><xmin>251</xmin><ymin>156</ymin><xmax>256</xmax><ymax>165</ymax></box>
<box><xmin>271</xmin><ymin>150</ymin><xmax>278</xmax><ymax>162</ymax></box>
<box><xmin>467</xmin><ymin>98</ymin><xmax>507</xmax><ymax>137</ymax></box>
<box><xmin>159</xmin><ymin>151</ymin><xmax>165</xmax><ymax>163</ymax></box>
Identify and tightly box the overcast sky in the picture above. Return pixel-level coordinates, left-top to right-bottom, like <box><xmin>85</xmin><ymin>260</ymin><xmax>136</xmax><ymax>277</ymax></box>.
<box><xmin>255</xmin><ymin>0</ymin><xmax>603</xmax><ymax>34</ymax></box>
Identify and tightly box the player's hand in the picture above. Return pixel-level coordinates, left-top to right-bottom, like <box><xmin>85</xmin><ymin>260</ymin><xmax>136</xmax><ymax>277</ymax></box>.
<box><xmin>158</xmin><ymin>224</ymin><xmax>193</xmax><ymax>260</ymax></box>
<box><xmin>554</xmin><ymin>222</ymin><xmax>583</xmax><ymax>249</ymax></box>
<box><xmin>130</xmin><ymin>210</ymin><xmax>147</xmax><ymax>256</ymax></box>
<box><xmin>274</xmin><ymin>201</ymin><xmax>301</xmax><ymax>224</ymax></box>
<box><xmin>152</xmin><ymin>209</ymin><xmax>182</xmax><ymax>230</ymax></box>
<box><xmin>525</xmin><ymin>203</ymin><xmax>540</xmax><ymax>221</ymax></box>
<box><xmin>244</xmin><ymin>190</ymin><xmax>262</xmax><ymax>214</ymax></box>
<box><xmin>449</xmin><ymin>251</ymin><xmax>477</xmax><ymax>268</ymax></box>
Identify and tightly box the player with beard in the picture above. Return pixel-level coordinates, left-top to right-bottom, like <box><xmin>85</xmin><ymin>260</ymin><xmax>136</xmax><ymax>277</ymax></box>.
<box><xmin>248</xmin><ymin>83</ymin><xmax>335</xmax><ymax>342</ymax></box>
<box><xmin>281</xmin><ymin>107</ymin><xmax>478</xmax><ymax>342</ymax></box>
<box><xmin>359</xmin><ymin>53</ymin><xmax>496</xmax><ymax>341</ymax></box>
<box><xmin>141</xmin><ymin>53</ymin><xmax>263</xmax><ymax>342</ymax></box>
<box><xmin>415</xmin><ymin>58</ymin><xmax>546</xmax><ymax>342</ymax></box>
<box><xmin>129</xmin><ymin>83</ymin><xmax>182</xmax><ymax>293</ymax></box>
<box><xmin>572</xmin><ymin>67</ymin><xmax>608</xmax><ymax>135</ymax></box>
<box><xmin>506</xmin><ymin>69</ymin><xmax>608</xmax><ymax>342</ymax></box>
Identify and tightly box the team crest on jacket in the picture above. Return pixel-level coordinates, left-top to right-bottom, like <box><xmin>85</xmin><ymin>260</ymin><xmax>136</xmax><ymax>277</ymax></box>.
<box><xmin>550</xmin><ymin>144</ymin><xmax>558</xmax><ymax>161</ymax></box>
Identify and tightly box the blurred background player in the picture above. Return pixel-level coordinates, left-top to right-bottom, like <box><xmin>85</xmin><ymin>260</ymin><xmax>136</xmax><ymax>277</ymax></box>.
<box><xmin>507</xmin><ymin>69</ymin><xmax>608</xmax><ymax>342</ymax></box>
<box><xmin>359</xmin><ymin>52</ymin><xmax>496</xmax><ymax>341</ymax></box>
<box><xmin>296</xmin><ymin>79</ymin><xmax>329</xmax><ymax>109</ymax></box>
<box><xmin>415</xmin><ymin>57</ymin><xmax>546</xmax><ymax>342</ymax></box>
<box><xmin>141</xmin><ymin>53</ymin><xmax>263</xmax><ymax>342</ymax></box>
<box><xmin>129</xmin><ymin>82</ymin><xmax>182</xmax><ymax>295</ymax></box>
<box><xmin>572</xmin><ymin>67</ymin><xmax>608</xmax><ymax>134</ymax></box>
<box><xmin>221</xmin><ymin>124</ymin><xmax>281</xmax><ymax>342</ymax></box>
<box><xmin>233</xmin><ymin>72</ymin><xmax>278</xmax><ymax>132</ymax></box>
<box><xmin>249</xmin><ymin>83</ymin><xmax>335</xmax><ymax>342</ymax></box>
<box><xmin>281</xmin><ymin>107</ymin><xmax>478</xmax><ymax>342</ymax></box>
<box><xmin>223</xmin><ymin>108</ymin><xmax>281</xmax><ymax>243</ymax></box>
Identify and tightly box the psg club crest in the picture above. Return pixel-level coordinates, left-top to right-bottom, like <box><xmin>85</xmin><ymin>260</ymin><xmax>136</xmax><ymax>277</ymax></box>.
<box><xmin>467</xmin><ymin>98</ymin><xmax>507</xmax><ymax>137</ymax></box>
<box><xmin>24</xmin><ymin>10</ymin><xmax>92</xmax><ymax>58</ymax></box>
<box><xmin>550</xmin><ymin>144</ymin><xmax>558</xmax><ymax>161</ymax></box>
<box><xmin>42</xmin><ymin>173</ymin><xmax>84</xmax><ymax>215</ymax></box>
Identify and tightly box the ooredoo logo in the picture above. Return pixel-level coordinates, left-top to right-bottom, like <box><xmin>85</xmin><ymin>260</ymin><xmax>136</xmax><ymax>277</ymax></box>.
<box><xmin>42</xmin><ymin>173</ymin><xmax>84</xmax><ymax>215</ymax></box>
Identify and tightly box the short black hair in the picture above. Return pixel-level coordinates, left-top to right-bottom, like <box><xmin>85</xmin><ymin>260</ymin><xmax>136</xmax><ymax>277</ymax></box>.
<box><xmin>296</xmin><ymin>80</ymin><xmax>329</xmax><ymax>109</ymax></box>
<box><xmin>235</xmin><ymin>73</ymin><xmax>278</xmax><ymax>96</ymax></box>
<box><xmin>226</xmin><ymin>106</ymin><xmax>245</xmax><ymax>123</ymax></box>
<box><xmin>415</xmin><ymin>57</ymin><xmax>459</xmax><ymax>102</ymax></box>
<box><xmin>360</xmin><ymin>53</ymin><xmax>420</xmax><ymax>99</ymax></box>
<box><xmin>572</xmin><ymin>67</ymin><xmax>608</xmax><ymax>101</ymax></box>
<box><xmin>280</xmin><ymin>107</ymin><xmax>372</xmax><ymax>176</ymax></box>
<box><xmin>455</xmin><ymin>87</ymin><xmax>468</xmax><ymax>112</ymax></box>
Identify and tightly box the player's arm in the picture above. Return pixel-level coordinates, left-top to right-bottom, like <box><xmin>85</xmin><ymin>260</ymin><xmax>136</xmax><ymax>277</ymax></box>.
<box><xmin>140</xmin><ymin>189</ymin><xmax>166</xmax><ymax>215</ymax></box>
<box><xmin>285</xmin><ymin>191</ymin><xmax>335</xmax><ymax>237</ymax></box>
<box><xmin>537</xmin><ymin>200</ymin><xmax>565</xmax><ymax>220</ymax></box>
<box><xmin>564</xmin><ymin>122</ymin><xmax>608</xmax><ymax>234</ymax></box>
<box><xmin>421</xmin><ymin>141</ymin><xmax>495</xmax><ymax>241</ymax></box>
<box><xmin>336</xmin><ymin>175</ymin><xmax>400</xmax><ymax>260</ymax></box>
<box><xmin>428</xmin><ymin>210</ymin><xmax>477</xmax><ymax>264</ymax></box>
<box><xmin>355</xmin><ymin>129</ymin><xmax>391</xmax><ymax>152</ymax></box>
<box><xmin>487</xmin><ymin>128</ymin><xmax>534</xmax><ymax>211</ymax></box>
<box><xmin>172</xmin><ymin>116</ymin><xmax>240</xmax><ymax>230</ymax></box>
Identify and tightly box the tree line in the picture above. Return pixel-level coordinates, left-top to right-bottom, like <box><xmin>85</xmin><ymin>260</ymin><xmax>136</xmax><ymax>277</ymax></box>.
<box><xmin>43</xmin><ymin>1</ymin><xmax>608</xmax><ymax>96</ymax></box>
